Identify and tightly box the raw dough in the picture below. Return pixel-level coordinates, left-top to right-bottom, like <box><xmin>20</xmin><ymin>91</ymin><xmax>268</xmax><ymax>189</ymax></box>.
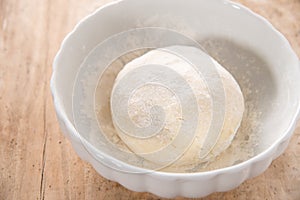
<box><xmin>110</xmin><ymin>46</ymin><xmax>244</xmax><ymax>169</ymax></box>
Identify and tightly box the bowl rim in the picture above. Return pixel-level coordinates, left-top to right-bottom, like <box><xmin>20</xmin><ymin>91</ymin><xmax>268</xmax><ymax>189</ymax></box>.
<box><xmin>51</xmin><ymin>0</ymin><xmax>300</xmax><ymax>178</ymax></box>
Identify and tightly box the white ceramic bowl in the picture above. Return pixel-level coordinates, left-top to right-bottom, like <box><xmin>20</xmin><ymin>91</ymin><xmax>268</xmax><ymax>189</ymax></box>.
<box><xmin>51</xmin><ymin>0</ymin><xmax>300</xmax><ymax>198</ymax></box>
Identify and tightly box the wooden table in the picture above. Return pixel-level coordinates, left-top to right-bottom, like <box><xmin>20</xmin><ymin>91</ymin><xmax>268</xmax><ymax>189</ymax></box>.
<box><xmin>0</xmin><ymin>0</ymin><xmax>299</xmax><ymax>199</ymax></box>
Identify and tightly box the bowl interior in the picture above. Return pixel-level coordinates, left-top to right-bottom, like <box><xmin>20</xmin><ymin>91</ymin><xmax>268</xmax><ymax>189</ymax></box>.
<box><xmin>53</xmin><ymin>0</ymin><xmax>300</xmax><ymax>172</ymax></box>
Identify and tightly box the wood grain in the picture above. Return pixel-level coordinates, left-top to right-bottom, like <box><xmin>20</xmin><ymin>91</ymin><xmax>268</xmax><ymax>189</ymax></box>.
<box><xmin>0</xmin><ymin>0</ymin><xmax>299</xmax><ymax>199</ymax></box>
